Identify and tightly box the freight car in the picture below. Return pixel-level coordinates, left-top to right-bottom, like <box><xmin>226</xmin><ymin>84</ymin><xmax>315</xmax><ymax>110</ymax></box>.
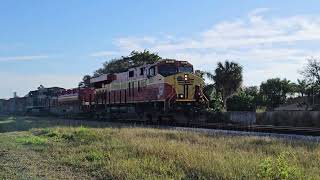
<box><xmin>55</xmin><ymin>87</ymin><xmax>95</xmax><ymax>116</ymax></box>
<box><xmin>90</xmin><ymin>59</ymin><xmax>208</xmax><ymax>124</ymax></box>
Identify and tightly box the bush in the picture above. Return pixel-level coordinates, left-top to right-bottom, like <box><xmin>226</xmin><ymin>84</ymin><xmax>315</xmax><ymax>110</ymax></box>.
<box><xmin>72</xmin><ymin>126</ymin><xmax>99</xmax><ymax>143</ymax></box>
<box><xmin>258</xmin><ymin>152</ymin><xmax>302</xmax><ymax>179</ymax></box>
<box><xmin>85</xmin><ymin>150</ymin><xmax>104</xmax><ymax>162</ymax></box>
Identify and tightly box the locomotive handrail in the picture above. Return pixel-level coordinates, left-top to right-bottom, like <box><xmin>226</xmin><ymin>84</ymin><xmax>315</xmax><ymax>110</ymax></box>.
<box><xmin>198</xmin><ymin>88</ymin><xmax>209</xmax><ymax>108</ymax></box>
<box><xmin>167</xmin><ymin>86</ymin><xmax>176</xmax><ymax>109</ymax></box>
<box><xmin>201</xmin><ymin>90</ymin><xmax>209</xmax><ymax>102</ymax></box>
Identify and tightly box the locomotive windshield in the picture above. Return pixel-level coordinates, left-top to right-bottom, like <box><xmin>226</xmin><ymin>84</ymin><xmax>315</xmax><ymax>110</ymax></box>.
<box><xmin>178</xmin><ymin>66</ymin><xmax>193</xmax><ymax>73</ymax></box>
<box><xmin>159</xmin><ymin>64</ymin><xmax>193</xmax><ymax>76</ymax></box>
<box><xmin>158</xmin><ymin>64</ymin><xmax>178</xmax><ymax>76</ymax></box>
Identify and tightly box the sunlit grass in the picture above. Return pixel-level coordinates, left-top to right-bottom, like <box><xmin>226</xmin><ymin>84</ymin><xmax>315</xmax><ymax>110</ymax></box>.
<box><xmin>20</xmin><ymin>127</ymin><xmax>320</xmax><ymax>179</ymax></box>
<box><xmin>16</xmin><ymin>135</ymin><xmax>47</xmax><ymax>145</ymax></box>
<box><xmin>1</xmin><ymin>116</ymin><xmax>320</xmax><ymax>179</ymax></box>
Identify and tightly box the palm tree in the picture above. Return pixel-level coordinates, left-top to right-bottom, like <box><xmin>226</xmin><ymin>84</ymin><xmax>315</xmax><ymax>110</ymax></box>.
<box><xmin>206</xmin><ymin>61</ymin><xmax>243</xmax><ymax>111</ymax></box>
<box><xmin>296</xmin><ymin>79</ymin><xmax>308</xmax><ymax>97</ymax></box>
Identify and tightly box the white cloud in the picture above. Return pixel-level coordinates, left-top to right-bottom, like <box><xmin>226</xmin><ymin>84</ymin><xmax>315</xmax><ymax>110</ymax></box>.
<box><xmin>114</xmin><ymin>36</ymin><xmax>156</xmax><ymax>52</ymax></box>
<box><xmin>91</xmin><ymin>9</ymin><xmax>320</xmax><ymax>85</ymax></box>
<box><xmin>0</xmin><ymin>55</ymin><xmax>49</xmax><ymax>62</ymax></box>
<box><xmin>248</xmin><ymin>8</ymin><xmax>270</xmax><ymax>17</ymax></box>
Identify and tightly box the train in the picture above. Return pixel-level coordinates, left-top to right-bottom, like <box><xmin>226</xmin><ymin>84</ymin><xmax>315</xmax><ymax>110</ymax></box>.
<box><xmin>1</xmin><ymin>59</ymin><xmax>209</xmax><ymax>125</ymax></box>
<box><xmin>61</xmin><ymin>59</ymin><xmax>208</xmax><ymax>124</ymax></box>
<box><xmin>2</xmin><ymin>59</ymin><xmax>319</xmax><ymax>129</ymax></box>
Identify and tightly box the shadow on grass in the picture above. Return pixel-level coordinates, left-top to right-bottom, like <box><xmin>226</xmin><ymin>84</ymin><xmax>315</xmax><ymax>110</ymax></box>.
<box><xmin>0</xmin><ymin>116</ymin><xmax>131</xmax><ymax>133</ymax></box>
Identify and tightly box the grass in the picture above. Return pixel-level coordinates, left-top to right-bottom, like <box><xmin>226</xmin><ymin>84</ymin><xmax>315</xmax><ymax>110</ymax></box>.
<box><xmin>16</xmin><ymin>135</ymin><xmax>48</xmax><ymax>145</ymax></box>
<box><xmin>0</xmin><ymin>116</ymin><xmax>320</xmax><ymax>179</ymax></box>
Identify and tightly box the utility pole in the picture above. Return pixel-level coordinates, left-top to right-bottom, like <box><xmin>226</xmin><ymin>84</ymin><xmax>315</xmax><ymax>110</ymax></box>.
<box><xmin>313</xmin><ymin>76</ymin><xmax>315</xmax><ymax>106</ymax></box>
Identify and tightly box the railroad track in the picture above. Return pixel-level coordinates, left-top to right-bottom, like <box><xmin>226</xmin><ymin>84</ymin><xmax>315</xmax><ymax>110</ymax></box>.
<box><xmin>90</xmin><ymin>118</ymin><xmax>320</xmax><ymax>137</ymax></box>
<box><xmin>11</xmin><ymin>115</ymin><xmax>320</xmax><ymax>137</ymax></box>
<box><xmin>190</xmin><ymin>123</ymin><xmax>320</xmax><ymax>136</ymax></box>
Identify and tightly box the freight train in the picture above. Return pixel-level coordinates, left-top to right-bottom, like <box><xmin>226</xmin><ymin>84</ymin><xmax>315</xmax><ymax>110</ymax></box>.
<box><xmin>1</xmin><ymin>59</ymin><xmax>208</xmax><ymax>124</ymax></box>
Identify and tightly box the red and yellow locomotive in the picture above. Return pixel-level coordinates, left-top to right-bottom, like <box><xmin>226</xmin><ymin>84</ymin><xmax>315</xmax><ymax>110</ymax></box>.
<box><xmin>90</xmin><ymin>59</ymin><xmax>208</xmax><ymax>123</ymax></box>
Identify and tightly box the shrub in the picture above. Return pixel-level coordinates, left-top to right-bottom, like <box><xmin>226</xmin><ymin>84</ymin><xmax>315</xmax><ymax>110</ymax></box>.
<box><xmin>258</xmin><ymin>152</ymin><xmax>302</xmax><ymax>179</ymax></box>
<box><xmin>85</xmin><ymin>150</ymin><xmax>104</xmax><ymax>162</ymax></box>
<box><xmin>73</xmin><ymin>126</ymin><xmax>98</xmax><ymax>143</ymax></box>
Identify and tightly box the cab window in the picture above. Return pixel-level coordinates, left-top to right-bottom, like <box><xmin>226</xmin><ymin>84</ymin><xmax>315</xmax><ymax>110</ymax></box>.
<box><xmin>129</xmin><ymin>70</ymin><xmax>134</xmax><ymax>77</ymax></box>
<box><xmin>148</xmin><ymin>66</ymin><xmax>156</xmax><ymax>76</ymax></box>
<box><xmin>178</xmin><ymin>66</ymin><xmax>193</xmax><ymax>73</ymax></box>
<box><xmin>140</xmin><ymin>67</ymin><xmax>145</xmax><ymax>76</ymax></box>
<box><xmin>158</xmin><ymin>65</ymin><xmax>177</xmax><ymax>77</ymax></box>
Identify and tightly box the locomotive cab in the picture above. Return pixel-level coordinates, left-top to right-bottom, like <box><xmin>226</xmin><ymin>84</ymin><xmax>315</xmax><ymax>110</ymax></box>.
<box><xmin>156</xmin><ymin>60</ymin><xmax>208</xmax><ymax>109</ymax></box>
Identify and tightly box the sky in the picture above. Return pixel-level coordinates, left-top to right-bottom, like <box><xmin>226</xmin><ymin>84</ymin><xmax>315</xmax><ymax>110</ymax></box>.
<box><xmin>1</xmin><ymin>0</ymin><xmax>320</xmax><ymax>99</ymax></box>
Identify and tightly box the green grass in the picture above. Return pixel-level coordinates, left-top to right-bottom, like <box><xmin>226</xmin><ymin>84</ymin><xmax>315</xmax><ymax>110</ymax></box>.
<box><xmin>16</xmin><ymin>135</ymin><xmax>47</xmax><ymax>145</ymax></box>
<box><xmin>0</xmin><ymin>116</ymin><xmax>320</xmax><ymax>179</ymax></box>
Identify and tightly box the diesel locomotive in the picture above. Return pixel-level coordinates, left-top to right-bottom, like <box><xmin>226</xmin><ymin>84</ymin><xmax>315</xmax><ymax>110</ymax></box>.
<box><xmin>88</xmin><ymin>59</ymin><xmax>208</xmax><ymax>124</ymax></box>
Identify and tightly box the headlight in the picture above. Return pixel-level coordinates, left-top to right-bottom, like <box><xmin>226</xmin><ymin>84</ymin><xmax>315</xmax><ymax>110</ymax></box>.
<box><xmin>184</xmin><ymin>74</ymin><xmax>188</xmax><ymax>81</ymax></box>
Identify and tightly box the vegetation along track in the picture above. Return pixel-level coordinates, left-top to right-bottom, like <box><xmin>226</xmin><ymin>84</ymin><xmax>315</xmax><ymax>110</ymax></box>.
<box><xmin>194</xmin><ymin>123</ymin><xmax>320</xmax><ymax>137</ymax></box>
<box><xmin>82</xmin><ymin>116</ymin><xmax>320</xmax><ymax>138</ymax></box>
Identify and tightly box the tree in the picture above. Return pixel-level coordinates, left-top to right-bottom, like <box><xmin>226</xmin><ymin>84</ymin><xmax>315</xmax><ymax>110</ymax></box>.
<box><xmin>78</xmin><ymin>75</ymin><xmax>92</xmax><ymax>88</ymax></box>
<box><xmin>260</xmin><ymin>78</ymin><xmax>292</xmax><ymax>109</ymax></box>
<box><xmin>227</xmin><ymin>90</ymin><xmax>256</xmax><ymax>111</ymax></box>
<box><xmin>94</xmin><ymin>50</ymin><xmax>161</xmax><ymax>76</ymax></box>
<box><xmin>129</xmin><ymin>50</ymin><xmax>161</xmax><ymax>66</ymax></box>
<box><xmin>295</xmin><ymin>79</ymin><xmax>309</xmax><ymax>97</ymax></box>
<box><xmin>299</xmin><ymin>58</ymin><xmax>320</xmax><ymax>105</ymax></box>
<box><xmin>226</xmin><ymin>86</ymin><xmax>265</xmax><ymax>112</ymax></box>
<box><xmin>206</xmin><ymin>61</ymin><xmax>243</xmax><ymax>111</ymax></box>
<box><xmin>300</xmin><ymin>58</ymin><xmax>320</xmax><ymax>85</ymax></box>
<box><xmin>203</xmin><ymin>84</ymin><xmax>223</xmax><ymax>112</ymax></box>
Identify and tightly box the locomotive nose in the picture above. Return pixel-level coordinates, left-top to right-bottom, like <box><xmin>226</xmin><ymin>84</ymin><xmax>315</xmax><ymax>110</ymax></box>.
<box><xmin>175</xmin><ymin>73</ymin><xmax>198</xmax><ymax>101</ymax></box>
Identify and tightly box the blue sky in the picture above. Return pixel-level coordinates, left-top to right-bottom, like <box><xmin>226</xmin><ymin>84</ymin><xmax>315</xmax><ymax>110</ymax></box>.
<box><xmin>1</xmin><ymin>0</ymin><xmax>320</xmax><ymax>98</ymax></box>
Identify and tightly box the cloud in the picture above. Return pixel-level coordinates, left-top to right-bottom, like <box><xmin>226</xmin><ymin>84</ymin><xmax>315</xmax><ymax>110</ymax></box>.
<box><xmin>248</xmin><ymin>8</ymin><xmax>270</xmax><ymax>17</ymax></box>
<box><xmin>114</xmin><ymin>36</ymin><xmax>156</xmax><ymax>52</ymax></box>
<box><xmin>0</xmin><ymin>55</ymin><xmax>49</xmax><ymax>62</ymax></box>
<box><xmin>91</xmin><ymin>8</ymin><xmax>320</xmax><ymax>85</ymax></box>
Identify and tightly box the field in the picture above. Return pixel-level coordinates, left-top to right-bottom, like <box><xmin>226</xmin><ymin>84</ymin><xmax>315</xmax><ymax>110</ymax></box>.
<box><xmin>0</xmin><ymin>116</ymin><xmax>319</xmax><ymax>179</ymax></box>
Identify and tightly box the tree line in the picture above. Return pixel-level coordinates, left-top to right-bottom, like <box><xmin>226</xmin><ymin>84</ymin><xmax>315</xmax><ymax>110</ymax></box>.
<box><xmin>81</xmin><ymin>50</ymin><xmax>320</xmax><ymax>112</ymax></box>
<box><xmin>204</xmin><ymin>58</ymin><xmax>320</xmax><ymax>112</ymax></box>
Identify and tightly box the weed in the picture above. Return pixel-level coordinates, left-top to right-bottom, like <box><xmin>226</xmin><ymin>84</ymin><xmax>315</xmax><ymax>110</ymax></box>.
<box><xmin>85</xmin><ymin>150</ymin><xmax>104</xmax><ymax>162</ymax></box>
<box><xmin>16</xmin><ymin>136</ymin><xmax>47</xmax><ymax>145</ymax></box>
<box><xmin>259</xmin><ymin>157</ymin><xmax>274</xmax><ymax>178</ymax></box>
<box><xmin>258</xmin><ymin>152</ymin><xmax>302</xmax><ymax>180</ymax></box>
<box><xmin>61</xmin><ymin>133</ymin><xmax>75</xmax><ymax>141</ymax></box>
<box><xmin>72</xmin><ymin>126</ymin><xmax>99</xmax><ymax>143</ymax></box>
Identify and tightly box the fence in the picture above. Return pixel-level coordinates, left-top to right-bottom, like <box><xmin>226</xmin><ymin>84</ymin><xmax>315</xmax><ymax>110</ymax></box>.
<box><xmin>209</xmin><ymin>111</ymin><xmax>320</xmax><ymax>127</ymax></box>
<box><xmin>256</xmin><ymin>111</ymin><xmax>320</xmax><ymax>127</ymax></box>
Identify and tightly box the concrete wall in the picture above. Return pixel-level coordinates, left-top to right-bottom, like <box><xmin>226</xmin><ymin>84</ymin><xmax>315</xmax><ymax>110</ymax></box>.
<box><xmin>49</xmin><ymin>104</ymin><xmax>81</xmax><ymax>115</ymax></box>
<box><xmin>226</xmin><ymin>112</ymin><xmax>256</xmax><ymax>124</ymax></box>
<box><xmin>220</xmin><ymin>111</ymin><xmax>320</xmax><ymax>127</ymax></box>
<box><xmin>256</xmin><ymin>111</ymin><xmax>320</xmax><ymax>127</ymax></box>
